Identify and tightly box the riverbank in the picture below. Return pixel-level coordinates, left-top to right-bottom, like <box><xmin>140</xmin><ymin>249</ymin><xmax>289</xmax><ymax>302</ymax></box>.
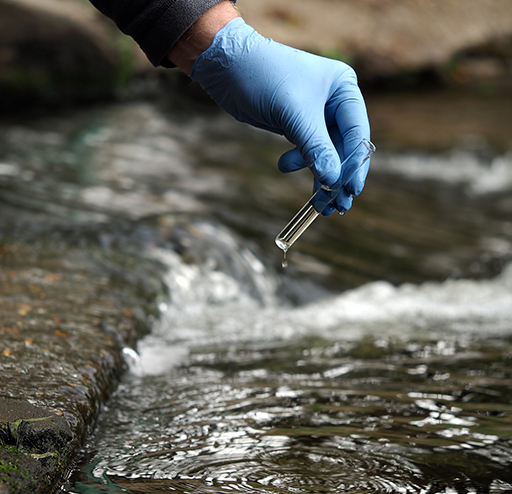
<box><xmin>0</xmin><ymin>206</ymin><xmax>168</xmax><ymax>492</ymax></box>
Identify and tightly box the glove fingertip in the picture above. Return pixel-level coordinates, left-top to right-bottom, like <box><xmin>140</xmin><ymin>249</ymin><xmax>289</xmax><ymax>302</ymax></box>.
<box><xmin>320</xmin><ymin>204</ymin><xmax>336</xmax><ymax>217</ymax></box>
<box><xmin>278</xmin><ymin>148</ymin><xmax>306</xmax><ymax>173</ymax></box>
<box><xmin>333</xmin><ymin>190</ymin><xmax>354</xmax><ymax>214</ymax></box>
<box><xmin>308</xmin><ymin>149</ymin><xmax>342</xmax><ymax>188</ymax></box>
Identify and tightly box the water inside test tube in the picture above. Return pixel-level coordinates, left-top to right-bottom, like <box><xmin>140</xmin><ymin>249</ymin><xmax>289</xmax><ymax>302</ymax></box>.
<box><xmin>275</xmin><ymin>138</ymin><xmax>375</xmax><ymax>266</ymax></box>
<box><xmin>276</xmin><ymin>203</ymin><xmax>320</xmax><ymax>253</ymax></box>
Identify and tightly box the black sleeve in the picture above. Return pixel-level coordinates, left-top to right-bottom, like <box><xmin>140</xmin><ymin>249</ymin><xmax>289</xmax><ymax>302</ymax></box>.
<box><xmin>89</xmin><ymin>0</ymin><xmax>235</xmax><ymax>67</ymax></box>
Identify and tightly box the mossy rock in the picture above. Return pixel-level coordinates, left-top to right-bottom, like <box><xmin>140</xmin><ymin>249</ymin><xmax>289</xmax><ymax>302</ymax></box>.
<box><xmin>0</xmin><ymin>398</ymin><xmax>73</xmax><ymax>494</ymax></box>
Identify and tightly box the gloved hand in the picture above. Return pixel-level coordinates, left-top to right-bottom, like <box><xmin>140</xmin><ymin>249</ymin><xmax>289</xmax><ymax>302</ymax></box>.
<box><xmin>190</xmin><ymin>17</ymin><xmax>371</xmax><ymax>216</ymax></box>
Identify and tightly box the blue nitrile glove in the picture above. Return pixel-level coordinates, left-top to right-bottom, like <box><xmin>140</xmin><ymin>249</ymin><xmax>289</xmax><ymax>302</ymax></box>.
<box><xmin>190</xmin><ymin>17</ymin><xmax>371</xmax><ymax>216</ymax></box>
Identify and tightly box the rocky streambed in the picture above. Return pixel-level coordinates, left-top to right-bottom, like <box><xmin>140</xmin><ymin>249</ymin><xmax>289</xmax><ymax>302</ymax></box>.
<box><xmin>1</xmin><ymin>93</ymin><xmax>511</xmax><ymax>492</ymax></box>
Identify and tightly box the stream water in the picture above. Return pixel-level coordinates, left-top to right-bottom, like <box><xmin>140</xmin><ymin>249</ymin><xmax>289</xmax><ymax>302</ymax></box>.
<box><xmin>2</xmin><ymin>96</ymin><xmax>512</xmax><ymax>493</ymax></box>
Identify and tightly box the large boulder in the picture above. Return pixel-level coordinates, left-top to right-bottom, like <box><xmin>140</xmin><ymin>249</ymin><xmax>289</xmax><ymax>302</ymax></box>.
<box><xmin>0</xmin><ymin>0</ymin><xmax>149</xmax><ymax>109</ymax></box>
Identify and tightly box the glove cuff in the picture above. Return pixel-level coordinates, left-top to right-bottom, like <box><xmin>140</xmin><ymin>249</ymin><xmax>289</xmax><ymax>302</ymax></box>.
<box><xmin>190</xmin><ymin>17</ymin><xmax>255</xmax><ymax>80</ymax></box>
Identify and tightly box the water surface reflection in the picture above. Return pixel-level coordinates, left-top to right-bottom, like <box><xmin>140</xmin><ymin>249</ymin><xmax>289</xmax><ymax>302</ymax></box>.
<box><xmin>1</xmin><ymin>98</ymin><xmax>511</xmax><ymax>493</ymax></box>
<box><xmin>72</xmin><ymin>328</ymin><xmax>512</xmax><ymax>493</ymax></box>
<box><xmin>68</xmin><ymin>230</ymin><xmax>512</xmax><ymax>494</ymax></box>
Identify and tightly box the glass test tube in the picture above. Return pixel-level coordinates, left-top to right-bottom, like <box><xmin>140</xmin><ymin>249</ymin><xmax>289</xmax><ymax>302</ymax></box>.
<box><xmin>275</xmin><ymin>138</ymin><xmax>376</xmax><ymax>253</ymax></box>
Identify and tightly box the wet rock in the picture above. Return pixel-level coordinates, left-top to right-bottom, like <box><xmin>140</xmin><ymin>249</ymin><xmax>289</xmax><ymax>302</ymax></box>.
<box><xmin>0</xmin><ymin>210</ymin><xmax>167</xmax><ymax>492</ymax></box>
<box><xmin>0</xmin><ymin>399</ymin><xmax>72</xmax><ymax>452</ymax></box>
<box><xmin>8</xmin><ymin>406</ymin><xmax>72</xmax><ymax>454</ymax></box>
<box><xmin>0</xmin><ymin>399</ymin><xmax>73</xmax><ymax>492</ymax></box>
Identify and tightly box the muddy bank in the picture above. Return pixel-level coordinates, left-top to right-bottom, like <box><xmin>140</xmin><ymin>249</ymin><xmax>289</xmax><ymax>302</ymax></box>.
<box><xmin>239</xmin><ymin>0</ymin><xmax>512</xmax><ymax>93</ymax></box>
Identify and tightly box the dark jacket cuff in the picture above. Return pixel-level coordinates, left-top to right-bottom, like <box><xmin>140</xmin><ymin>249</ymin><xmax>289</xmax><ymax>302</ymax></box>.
<box><xmin>141</xmin><ymin>0</ymin><xmax>236</xmax><ymax>67</ymax></box>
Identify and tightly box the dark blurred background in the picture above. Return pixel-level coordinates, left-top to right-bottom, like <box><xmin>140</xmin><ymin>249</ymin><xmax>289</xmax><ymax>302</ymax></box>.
<box><xmin>1</xmin><ymin>0</ymin><xmax>512</xmax><ymax>151</ymax></box>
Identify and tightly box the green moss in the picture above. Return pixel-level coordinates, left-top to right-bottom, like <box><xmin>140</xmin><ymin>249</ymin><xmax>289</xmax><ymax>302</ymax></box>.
<box><xmin>0</xmin><ymin>68</ymin><xmax>52</xmax><ymax>90</ymax></box>
<box><xmin>0</xmin><ymin>443</ymin><xmax>64</xmax><ymax>491</ymax></box>
<box><xmin>9</xmin><ymin>416</ymin><xmax>54</xmax><ymax>443</ymax></box>
<box><xmin>0</xmin><ymin>459</ymin><xmax>22</xmax><ymax>473</ymax></box>
<box><xmin>0</xmin><ymin>445</ymin><xmax>22</xmax><ymax>457</ymax></box>
<box><xmin>112</xmin><ymin>34</ymin><xmax>137</xmax><ymax>87</ymax></box>
<box><xmin>0</xmin><ymin>457</ymin><xmax>36</xmax><ymax>490</ymax></box>
<box><xmin>0</xmin><ymin>457</ymin><xmax>34</xmax><ymax>489</ymax></box>
<box><xmin>29</xmin><ymin>452</ymin><xmax>59</xmax><ymax>460</ymax></box>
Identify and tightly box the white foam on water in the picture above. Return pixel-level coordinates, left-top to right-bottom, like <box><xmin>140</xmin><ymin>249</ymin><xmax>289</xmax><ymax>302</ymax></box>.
<box><xmin>290</xmin><ymin>263</ymin><xmax>512</xmax><ymax>339</ymax></box>
<box><xmin>134</xmin><ymin>229</ymin><xmax>512</xmax><ymax>375</ymax></box>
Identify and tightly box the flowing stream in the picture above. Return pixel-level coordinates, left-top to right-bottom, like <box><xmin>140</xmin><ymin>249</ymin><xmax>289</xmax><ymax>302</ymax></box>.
<box><xmin>68</xmin><ymin>232</ymin><xmax>512</xmax><ymax>493</ymax></box>
<box><xmin>2</xmin><ymin>97</ymin><xmax>512</xmax><ymax>493</ymax></box>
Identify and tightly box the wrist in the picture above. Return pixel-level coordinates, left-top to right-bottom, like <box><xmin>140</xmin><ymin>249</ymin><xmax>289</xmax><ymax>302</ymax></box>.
<box><xmin>167</xmin><ymin>1</ymin><xmax>239</xmax><ymax>74</ymax></box>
